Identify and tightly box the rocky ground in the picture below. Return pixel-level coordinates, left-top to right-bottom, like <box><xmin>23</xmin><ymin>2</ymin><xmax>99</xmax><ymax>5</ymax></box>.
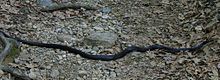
<box><xmin>0</xmin><ymin>0</ymin><xmax>220</xmax><ymax>80</ymax></box>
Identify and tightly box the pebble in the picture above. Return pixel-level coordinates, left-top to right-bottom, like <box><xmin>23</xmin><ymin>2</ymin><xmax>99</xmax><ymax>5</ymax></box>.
<box><xmin>101</xmin><ymin>14</ymin><xmax>111</xmax><ymax>19</ymax></box>
<box><xmin>216</xmin><ymin>2</ymin><xmax>220</xmax><ymax>7</ymax></box>
<box><xmin>62</xmin><ymin>54</ymin><xmax>67</xmax><ymax>57</ymax></box>
<box><xmin>0</xmin><ymin>69</ymin><xmax>4</xmax><ymax>76</ymax></box>
<box><xmin>195</xmin><ymin>25</ymin><xmax>203</xmax><ymax>31</ymax></box>
<box><xmin>217</xmin><ymin>63</ymin><xmax>220</xmax><ymax>69</ymax></box>
<box><xmin>28</xmin><ymin>72</ymin><xmax>37</xmax><ymax>79</ymax></box>
<box><xmin>79</xmin><ymin>70</ymin><xmax>87</xmax><ymax>74</ymax></box>
<box><xmin>45</xmin><ymin>65</ymin><xmax>52</xmax><ymax>69</ymax></box>
<box><xmin>58</xmin><ymin>55</ymin><xmax>63</xmax><ymax>60</ymax></box>
<box><xmin>178</xmin><ymin>58</ymin><xmax>186</xmax><ymax>64</ymax></box>
<box><xmin>57</xmin><ymin>34</ymin><xmax>75</xmax><ymax>43</ymax></box>
<box><xmin>28</xmin><ymin>69</ymin><xmax>40</xmax><ymax>79</ymax></box>
<box><xmin>100</xmin><ymin>7</ymin><xmax>112</xmax><ymax>14</ymax></box>
<box><xmin>93</xmin><ymin>26</ymin><xmax>104</xmax><ymax>31</ymax></box>
<box><xmin>150</xmin><ymin>61</ymin><xmax>156</xmax><ymax>67</ymax></box>
<box><xmin>110</xmin><ymin>71</ymin><xmax>117</xmax><ymax>77</ymax></box>
<box><xmin>51</xmin><ymin>69</ymin><xmax>60</xmax><ymax>77</ymax></box>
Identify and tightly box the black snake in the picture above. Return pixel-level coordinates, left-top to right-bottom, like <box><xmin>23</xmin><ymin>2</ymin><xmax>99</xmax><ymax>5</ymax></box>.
<box><xmin>0</xmin><ymin>30</ymin><xmax>211</xmax><ymax>61</ymax></box>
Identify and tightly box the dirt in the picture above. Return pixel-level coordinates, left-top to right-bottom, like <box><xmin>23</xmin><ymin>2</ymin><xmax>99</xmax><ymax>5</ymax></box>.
<box><xmin>0</xmin><ymin>0</ymin><xmax>220</xmax><ymax>80</ymax></box>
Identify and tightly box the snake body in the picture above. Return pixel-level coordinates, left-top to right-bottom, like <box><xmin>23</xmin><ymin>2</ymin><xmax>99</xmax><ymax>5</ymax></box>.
<box><xmin>0</xmin><ymin>30</ymin><xmax>211</xmax><ymax>61</ymax></box>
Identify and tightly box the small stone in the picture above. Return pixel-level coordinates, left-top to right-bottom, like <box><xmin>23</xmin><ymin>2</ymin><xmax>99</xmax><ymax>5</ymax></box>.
<box><xmin>14</xmin><ymin>58</ymin><xmax>21</xmax><ymax>64</ymax></box>
<box><xmin>93</xmin><ymin>26</ymin><xmax>104</xmax><ymax>31</ymax></box>
<box><xmin>108</xmin><ymin>26</ymin><xmax>116</xmax><ymax>30</ymax></box>
<box><xmin>101</xmin><ymin>14</ymin><xmax>111</xmax><ymax>19</ymax></box>
<box><xmin>40</xmin><ymin>70</ymin><xmax>47</xmax><ymax>76</ymax></box>
<box><xmin>28</xmin><ymin>69</ymin><xmax>40</xmax><ymax>79</ymax></box>
<box><xmin>29</xmin><ymin>72</ymin><xmax>37</xmax><ymax>79</ymax></box>
<box><xmin>58</xmin><ymin>55</ymin><xmax>63</xmax><ymax>60</ymax></box>
<box><xmin>57</xmin><ymin>34</ymin><xmax>75</xmax><ymax>42</ymax></box>
<box><xmin>216</xmin><ymin>2</ymin><xmax>220</xmax><ymax>7</ymax></box>
<box><xmin>217</xmin><ymin>63</ymin><xmax>220</xmax><ymax>69</ymax></box>
<box><xmin>178</xmin><ymin>58</ymin><xmax>186</xmax><ymax>64</ymax></box>
<box><xmin>217</xmin><ymin>39</ymin><xmax>220</xmax><ymax>44</ymax></box>
<box><xmin>78</xmin><ymin>22</ymin><xmax>88</xmax><ymax>28</ymax></box>
<box><xmin>33</xmin><ymin>25</ymin><xmax>38</xmax><ymax>28</ymax></box>
<box><xmin>79</xmin><ymin>70</ymin><xmax>87</xmax><ymax>74</ymax></box>
<box><xmin>110</xmin><ymin>71</ymin><xmax>117</xmax><ymax>77</ymax></box>
<box><xmin>55</xmin><ymin>28</ymin><xmax>62</xmax><ymax>33</ymax></box>
<box><xmin>162</xmin><ymin>0</ymin><xmax>170</xmax><ymax>4</ymax></box>
<box><xmin>32</xmin><ymin>57</ymin><xmax>41</xmax><ymax>63</ymax></box>
<box><xmin>195</xmin><ymin>25</ymin><xmax>203</xmax><ymax>31</ymax></box>
<box><xmin>100</xmin><ymin>7</ymin><xmax>112</xmax><ymax>14</ymax></box>
<box><xmin>150</xmin><ymin>61</ymin><xmax>156</xmax><ymax>67</ymax></box>
<box><xmin>51</xmin><ymin>69</ymin><xmax>60</xmax><ymax>77</ymax></box>
<box><xmin>62</xmin><ymin>54</ymin><xmax>66</xmax><ymax>58</ymax></box>
<box><xmin>78</xmin><ymin>70</ymin><xmax>88</xmax><ymax>78</ymax></box>
<box><xmin>77</xmin><ymin>60</ymin><xmax>82</xmax><ymax>64</ymax></box>
<box><xmin>0</xmin><ymin>69</ymin><xmax>4</xmax><ymax>76</ymax></box>
<box><xmin>45</xmin><ymin>65</ymin><xmax>52</xmax><ymax>69</ymax></box>
<box><xmin>192</xmin><ymin>58</ymin><xmax>201</xmax><ymax>64</ymax></box>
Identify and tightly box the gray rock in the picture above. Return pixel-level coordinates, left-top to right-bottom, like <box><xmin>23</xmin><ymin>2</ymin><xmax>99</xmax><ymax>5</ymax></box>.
<box><xmin>110</xmin><ymin>71</ymin><xmax>117</xmax><ymax>78</ymax></box>
<box><xmin>57</xmin><ymin>34</ymin><xmax>75</xmax><ymax>43</ymax></box>
<box><xmin>51</xmin><ymin>69</ymin><xmax>60</xmax><ymax>77</ymax></box>
<box><xmin>217</xmin><ymin>63</ymin><xmax>220</xmax><ymax>69</ymax></box>
<box><xmin>101</xmin><ymin>14</ymin><xmax>111</xmax><ymax>19</ymax></box>
<box><xmin>28</xmin><ymin>69</ymin><xmax>40</xmax><ymax>79</ymax></box>
<box><xmin>84</xmin><ymin>31</ymin><xmax>118</xmax><ymax>47</ymax></box>
<box><xmin>100</xmin><ymin>7</ymin><xmax>112</xmax><ymax>14</ymax></box>
<box><xmin>37</xmin><ymin>0</ymin><xmax>53</xmax><ymax>7</ymax></box>
<box><xmin>216</xmin><ymin>2</ymin><xmax>220</xmax><ymax>7</ymax></box>
<box><xmin>0</xmin><ymin>69</ymin><xmax>4</xmax><ymax>75</ymax></box>
<box><xmin>28</xmin><ymin>71</ymin><xmax>37</xmax><ymax>79</ymax></box>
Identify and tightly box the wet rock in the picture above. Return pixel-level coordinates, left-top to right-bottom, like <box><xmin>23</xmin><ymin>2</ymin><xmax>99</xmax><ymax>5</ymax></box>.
<box><xmin>84</xmin><ymin>31</ymin><xmax>118</xmax><ymax>47</ymax></box>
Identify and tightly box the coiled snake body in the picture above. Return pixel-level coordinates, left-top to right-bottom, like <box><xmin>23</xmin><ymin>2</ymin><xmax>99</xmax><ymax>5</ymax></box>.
<box><xmin>0</xmin><ymin>30</ymin><xmax>211</xmax><ymax>61</ymax></box>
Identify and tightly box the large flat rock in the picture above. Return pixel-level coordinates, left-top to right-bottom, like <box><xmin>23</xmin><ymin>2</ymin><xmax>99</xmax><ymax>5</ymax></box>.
<box><xmin>84</xmin><ymin>31</ymin><xmax>118</xmax><ymax>47</ymax></box>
